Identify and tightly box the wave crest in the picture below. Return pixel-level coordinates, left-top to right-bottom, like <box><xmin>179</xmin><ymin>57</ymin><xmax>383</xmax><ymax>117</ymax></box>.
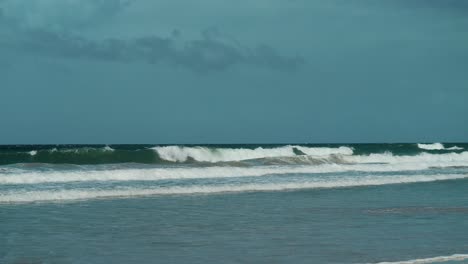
<box><xmin>153</xmin><ymin>145</ymin><xmax>353</xmax><ymax>163</ymax></box>
<box><xmin>417</xmin><ymin>143</ymin><xmax>463</xmax><ymax>151</ymax></box>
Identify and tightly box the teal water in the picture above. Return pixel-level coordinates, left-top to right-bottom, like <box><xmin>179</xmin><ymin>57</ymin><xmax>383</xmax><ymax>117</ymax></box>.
<box><xmin>1</xmin><ymin>143</ymin><xmax>468</xmax><ymax>263</ymax></box>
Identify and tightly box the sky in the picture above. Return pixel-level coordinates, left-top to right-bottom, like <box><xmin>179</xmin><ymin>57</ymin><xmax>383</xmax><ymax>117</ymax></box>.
<box><xmin>1</xmin><ymin>0</ymin><xmax>467</xmax><ymax>144</ymax></box>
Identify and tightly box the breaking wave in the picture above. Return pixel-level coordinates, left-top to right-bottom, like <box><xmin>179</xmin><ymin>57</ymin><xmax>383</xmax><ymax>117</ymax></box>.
<box><xmin>152</xmin><ymin>145</ymin><xmax>353</xmax><ymax>163</ymax></box>
<box><xmin>417</xmin><ymin>143</ymin><xmax>463</xmax><ymax>151</ymax></box>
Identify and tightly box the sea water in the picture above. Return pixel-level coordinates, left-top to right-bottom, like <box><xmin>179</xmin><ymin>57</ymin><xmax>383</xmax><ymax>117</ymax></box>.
<box><xmin>1</xmin><ymin>143</ymin><xmax>468</xmax><ymax>263</ymax></box>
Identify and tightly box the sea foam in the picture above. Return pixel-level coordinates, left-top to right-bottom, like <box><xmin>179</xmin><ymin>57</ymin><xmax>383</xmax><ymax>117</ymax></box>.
<box><xmin>0</xmin><ymin>174</ymin><xmax>466</xmax><ymax>203</ymax></box>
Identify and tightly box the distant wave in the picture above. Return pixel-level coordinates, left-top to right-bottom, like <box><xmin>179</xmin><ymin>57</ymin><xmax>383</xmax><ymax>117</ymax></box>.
<box><xmin>57</xmin><ymin>146</ymin><xmax>115</xmax><ymax>153</ymax></box>
<box><xmin>28</xmin><ymin>146</ymin><xmax>114</xmax><ymax>155</ymax></box>
<box><xmin>417</xmin><ymin>143</ymin><xmax>463</xmax><ymax>151</ymax></box>
<box><xmin>0</xmin><ymin>146</ymin><xmax>156</xmax><ymax>165</ymax></box>
<box><xmin>153</xmin><ymin>145</ymin><xmax>354</xmax><ymax>163</ymax></box>
<box><xmin>0</xmin><ymin>174</ymin><xmax>466</xmax><ymax>203</ymax></box>
<box><xmin>372</xmin><ymin>253</ymin><xmax>468</xmax><ymax>263</ymax></box>
<box><xmin>22</xmin><ymin>146</ymin><xmax>112</xmax><ymax>157</ymax></box>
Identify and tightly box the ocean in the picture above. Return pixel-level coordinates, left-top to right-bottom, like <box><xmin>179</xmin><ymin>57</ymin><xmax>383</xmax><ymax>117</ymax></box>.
<box><xmin>1</xmin><ymin>143</ymin><xmax>468</xmax><ymax>263</ymax></box>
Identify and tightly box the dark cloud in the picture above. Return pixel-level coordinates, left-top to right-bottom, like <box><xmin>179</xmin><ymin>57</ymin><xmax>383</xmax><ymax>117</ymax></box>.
<box><xmin>9</xmin><ymin>28</ymin><xmax>305</xmax><ymax>72</ymax></box>
<box><xmin>0</xmin><ymin>0</ymin><xmax>304</xmax><ymax>72</ymax></box>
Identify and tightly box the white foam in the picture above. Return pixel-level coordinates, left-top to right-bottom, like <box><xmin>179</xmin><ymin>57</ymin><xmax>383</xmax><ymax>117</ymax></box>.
<box><xmin>153</xmin><ymin>145</ymin><xmax>353</xmax><ymax>162</ymax></box>
<box><xmin>103</xmin><ymin>146</ymin><xmax>114</xmax><ymax>152</ymax></box>
<box><xmin>0</xmin><ymin>174</ymin><xmax>466</xmax><ymax>203</ymax></box>
<box><xmin>296</xmin><ymin>146</ymin><xmax>354</xmax><ymax>156</ymax></box>
<box><xmin>447</xmin><ymin>146</ymin><xmax>464</xmax><ymax>150</ymax></box>
<box><xmin>1</xmin><ymin>159</ymin><xmax>466</xmax><ymax>185</ymax></box>
<box><xmin>346</xmin><ymin>151</ymin><xmax>468</xmax><ymax>165</ymax></box>
<box><xmin>373</xmin><ymin>253</ymin><xmax>468</xmax><ymax>264</ymax></box>
<box><xmin>418</xmin><ymin>143</ymin><xmax>445</xmax><ymax>150</ymax></box>
<box><xmin>417</xmin><ymin>143</ymin><xmax>463</xmax><ymax>151</ymax></box>
<box><xmin>28</xmin><ymin>150</ymin><xmax>37</xmax><ymax>156</ymax></box>
<box><xmin>2</xmin><ymin>150</ymin><xmax>468</xmax><ymax>185</ymax></box>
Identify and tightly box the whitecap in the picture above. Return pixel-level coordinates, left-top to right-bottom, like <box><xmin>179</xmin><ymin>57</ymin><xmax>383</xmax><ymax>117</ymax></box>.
<box><xmin>417</xmin><ymin>143</ymin><xmax>463</xmax><ymax>151</ymax></box>
<box><xmin>372</xmin><ymin>253</ymin><xmax>468</xmax><ymax>264</ymax></box>
<box><xmin>153</xmin><ymin>145</ymin><xmax>353</xmax><ymax>163</ymax></box>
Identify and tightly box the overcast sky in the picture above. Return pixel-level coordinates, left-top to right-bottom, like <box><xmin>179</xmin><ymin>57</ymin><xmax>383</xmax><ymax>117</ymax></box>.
<box><xmin>1</xmin><ymin>0</ymin><xmax>467</xmax><ymax>144</ymax></box>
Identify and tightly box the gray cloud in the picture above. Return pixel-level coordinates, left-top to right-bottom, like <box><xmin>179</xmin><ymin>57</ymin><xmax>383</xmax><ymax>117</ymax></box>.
<box><xmin>0</xmin><ymin>0</ymin><xmax>304</xmax><ymax>72</ymax></box>
<box><xmin>6</xmin><ymin>27</ymin><xmax>305</xmax><ymax>72</ymax></box>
